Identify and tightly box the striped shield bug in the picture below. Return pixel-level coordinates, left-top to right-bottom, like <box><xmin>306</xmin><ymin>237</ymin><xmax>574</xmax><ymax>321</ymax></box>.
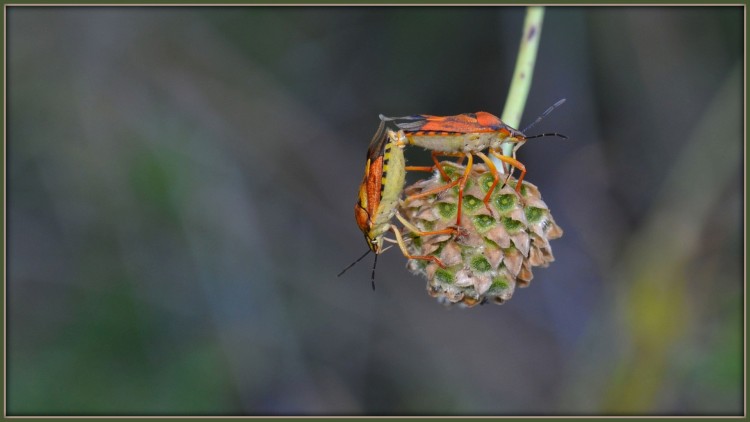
<box><xmin>381</xmin><ymin>99</ymin><xmax>567</xmax><ymax>226</ymax></box>
<box><xmin>339</xmin><ymin>120</ymin><xmax>456</xmax><ymax>290</ymax></box>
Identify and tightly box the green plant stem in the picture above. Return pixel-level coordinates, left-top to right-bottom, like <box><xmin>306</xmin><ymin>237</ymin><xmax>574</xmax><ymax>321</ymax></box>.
<box><xmin>500</xmin><ymin>6</ymin><xmax>545</xmax><ymax>158</ymax></box>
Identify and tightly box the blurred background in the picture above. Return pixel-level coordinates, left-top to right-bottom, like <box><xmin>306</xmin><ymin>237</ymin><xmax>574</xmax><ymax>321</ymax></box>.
<box><xmin>7</xmin><ymin>6</ymin><xmax>743</xmax><ymax>416</ymax></box>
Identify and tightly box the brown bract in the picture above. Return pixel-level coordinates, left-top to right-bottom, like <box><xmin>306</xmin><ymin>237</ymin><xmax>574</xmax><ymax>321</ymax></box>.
<box><xmin>399</xmin><ymin>162</ymin><xmax>563</xmax><ymax>308</ymax></box>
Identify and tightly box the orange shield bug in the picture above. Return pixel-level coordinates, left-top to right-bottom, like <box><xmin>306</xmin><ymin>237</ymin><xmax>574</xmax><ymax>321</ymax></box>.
<box><xmin>340</xmin><ymin>120</ymin><xmax>456</xmax><ymax>289</ymax></box>
<box><xmin>381</xmin><ymin>99</ymin><xmax>567</xmax><ymax>226</ymax></box>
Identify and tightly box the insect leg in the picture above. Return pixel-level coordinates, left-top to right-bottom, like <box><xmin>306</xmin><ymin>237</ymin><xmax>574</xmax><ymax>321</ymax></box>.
<box><xmin>404</xmin><ymin>171</ymin><xmax>462</xmax><ymax>200</ymax></box>
<box><xmin>404</xmin><ymin>166</ymin><xmax>435</xmax><ymax>172</ymax></box>
<box><xmin>489</xmin><ymin>149</ymin><xmax>526</xmax><ymax>194</ymax></box>
<box><xmin>474</xmin><ymin>151</ymin><xmax>500</xmax><ymax>216</ymax></box>
<box><xmin>395</xmin><ymin>211</ymin><xmax>458</xmax><ymax>238</ymax></box>
<box><xmin>404</xmin><ymin>152</ymin><xmax>473</xmax><ymax>226</ymax></box>
<box><xmin>388</xmin><ymin>224</ymin><xmax>446</xmax><ymax>268</ymax></box>
<box><xmin>431</xmin><ymin>152</ymin><xmax>452</xmax><ymax>181</ymax></box>
<box><xmin>454</xmin><ymin>153</ymin><xmax>473</xmax><ymax>226</ymax></box>
<box><xmin>406</xmin><ymin>153</ymin><xmax>464</xmax><ymax>181</ymax></box>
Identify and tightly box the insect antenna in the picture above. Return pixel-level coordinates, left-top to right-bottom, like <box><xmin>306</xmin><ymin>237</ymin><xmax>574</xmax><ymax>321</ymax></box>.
<box><xmin>524</xmin><ymin>132</ymin><xmax>568</xmax><ymax>140</ymax></box>
<box><xmin>338</xmin><ymin>249</ymin><xmax>371</xmax><ymax>277</ymax></box>
<box><xmin>371</xmin><ymin>253</ymin><xmax>378</xmax><ymax>291</ymax></box>
<box><xmin>522</xmin><ymin>98</ymin><xmax>567</xmax><ymax>133</ymax></box>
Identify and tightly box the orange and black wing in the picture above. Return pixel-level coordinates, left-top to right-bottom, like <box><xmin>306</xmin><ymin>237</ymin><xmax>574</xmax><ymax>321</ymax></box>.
<box><xmin>355</xmin><ymin>120</ymin><xmax>388</xmax><ymax>234</ymax></box>
<box><xmin>385</xmin><ymin>111</ymin><xmax>504</xmax><ymax>134</ymax></box>
<box><xmin>366</xmin><ymin>118</ymin><xmax>389</xmax><ymax>161</ymax></box>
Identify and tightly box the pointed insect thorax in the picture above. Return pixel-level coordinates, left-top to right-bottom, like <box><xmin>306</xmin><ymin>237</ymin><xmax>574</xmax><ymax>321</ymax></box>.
<box><xmin>474</xmin><ymin>111</ymin><xmax>503</xmax><ymax>128</ymax></box>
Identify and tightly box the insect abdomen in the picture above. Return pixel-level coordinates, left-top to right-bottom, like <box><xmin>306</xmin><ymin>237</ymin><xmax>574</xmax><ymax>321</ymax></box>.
<box><xmin>406</xmin><ymin>132</ymin><xmax>494</xmax><ymax>152</ymax></box>
<box><xmin>369</xmin><ymin>136</ymin><xmax>406</xmax><ymax>237</ymax></box>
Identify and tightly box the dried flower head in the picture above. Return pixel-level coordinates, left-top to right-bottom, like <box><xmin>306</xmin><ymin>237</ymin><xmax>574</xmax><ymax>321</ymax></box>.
<box><xmin>399</xmin><ymin>162</ymin><xmax>563</xmax><ymax>308</ymax></box>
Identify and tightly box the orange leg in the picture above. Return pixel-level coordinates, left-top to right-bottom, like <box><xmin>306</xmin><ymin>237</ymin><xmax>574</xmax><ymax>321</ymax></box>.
<box><xmin>405</xmin><ymin>152</ymin><xmax>473</xmax><ymax>226</ymax></box>
<box><xmin>454</xmin><ymin>153</ymin><xmax>473</xmax><ymax>226</ymax></box>
<box><xmin>389</xmin><ymin>225</ymin><xmax>447</xmax><ymax>268</ymax></box>
<box><xmin>403</xmin><ymin>177</ymin><xmax>464</xmax><ymax>239</ymax></box>
<box><xmin>412</xmin><ymin>227</ymin><xmax>456</xmax><ymax>237</ymax></box>
<box><xmin>406</xmin><ymin>153</ymin><xmax>460</xmax><ymax>181</ymax></box>
<box><xmin>431</xmin><ymin>152</ymin><xmax>452</xmax><ymax>181</ymax></box>
<box><xmin>406</xmin><ymin>175</ymin><xmax>462</xmax><ymax>200</ymax></box>
<box><xmin>408</xmin><ymin>254</ymin><xmax>445</xmax><ymax>268</ymax></box>
<box><xmin>405</xmin><ymin>151</ymin><xmax>467</xmax><ymax>200</ymax></box>
<box><xmin>489</xmin><ymin>149</ymin><xmax>526</xmax><ymax>193</ymax></box>
<box><xmin>475</xmin><ymin>151</ymin><xmax>500</xmax><ymax>216</ymax></box>
<box><xmin>406</xmin><ymin>152</ymin><xmax>459</xmax><ymax>181</ymax></box>
<box><xmin>394</xmin><ymin>131</ymin><xmax>453</xmax><ymax>181</ymax></box>
<box><xmin>433</xmin><ymin>151</ymin><xmax>473</xmax><ymax>180</ymax></box>
<box><xmin>404</xmin><ymin>166</ymin><xmax>435</xmax><ymax>172</ymax></box>
<box><xmin>395</xmin><ymin>211</ymin><xmax>459</xmax><ymax>240</ymax></box>
<box><xmin>429</xmin><ymin>151</ymin><xmax>468</xmax><ymax>182</ymax></box>
<box><xmin>407</xmin><ymin>152</ymin><xmax>466</xmax><ymax>182</ymax></box>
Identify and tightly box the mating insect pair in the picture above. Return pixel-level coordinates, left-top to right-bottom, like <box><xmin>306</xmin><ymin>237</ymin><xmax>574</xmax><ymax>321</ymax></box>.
<box><xmin>337</xmin><ymin>120</ymin><xmax>456</xmax><ymax>289</ymax></box>
<box><xmin>339</xmin><ymin>101</ymin><xmax>567</xmax><ymax>288</ymax></box>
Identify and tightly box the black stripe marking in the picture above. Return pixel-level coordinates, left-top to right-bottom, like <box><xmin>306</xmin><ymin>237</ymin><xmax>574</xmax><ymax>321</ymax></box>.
<box><xmin>413</xmin><ymin>130</ymin><xmax>468</xmax><ymax>136</ymax></box>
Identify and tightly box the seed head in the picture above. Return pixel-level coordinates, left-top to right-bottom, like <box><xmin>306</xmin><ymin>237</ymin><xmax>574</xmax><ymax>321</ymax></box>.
<box><xmin>400</xmin><ymin>162</ymin><xmax>563</xmax><ymax>307</ymax></box>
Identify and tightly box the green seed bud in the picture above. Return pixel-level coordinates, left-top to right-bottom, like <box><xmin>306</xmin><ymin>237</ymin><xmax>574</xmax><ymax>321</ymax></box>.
<box><xmin>472</xmin><ymin>214</ymin><xmax>496</xmax><ymax>232</ymax></box>
<box><xmin>524</xmin><ymin>206</ymin><xmax>545</xmax><ymax>223</ymax></box>
<box><xmin>470</xmin><ymin>255</ymin><xmax>492</xmax><ymax>273</ymax></box>
<box><xmin>478</xmin><ymin>173</ymin><xmax>496</xmax><ymax>193</ymax></box>
<box><xmin>462</xmin><ymin>195</ymin><xmax>483</xmax><ymax>213</ymax></box>
<box><xmin>501</xmin><ymin>217</ymin><xmax>523</xmax><ymax>232</ymax></box>
<box><xmin>435</xmin><ymin>268</ymin><xmax>454</xmax><ymax>284</ymax></box>
<box><xmin>437</xmin><ymin>202</ymin><xmax>457</xmax><ymax>219</ymax></box>
<box><xmin>494</xmin><ymin>194</ymin><xmax>516</xmax><ymax>212</ymax></box>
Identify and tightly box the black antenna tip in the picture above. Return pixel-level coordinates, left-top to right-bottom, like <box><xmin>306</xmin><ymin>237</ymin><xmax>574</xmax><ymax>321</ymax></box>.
<box><xmin>338</xmin><ymin>249</ymin><xmax>372</xmax><ymax>277</ymax></box>
<box><xmin>525</xmin><ymin>132</ymin><xmax>569</xmax><ymax>141</ymax></box>
<box><xmin>370</xmin><ymin>253</ymin><xmax>378</xmax><ymax>291</ymax></box>
<box><xmin>521</xmin><ymin>98</ymin><xmax>568</xmax><ymax>133</ymax></box>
